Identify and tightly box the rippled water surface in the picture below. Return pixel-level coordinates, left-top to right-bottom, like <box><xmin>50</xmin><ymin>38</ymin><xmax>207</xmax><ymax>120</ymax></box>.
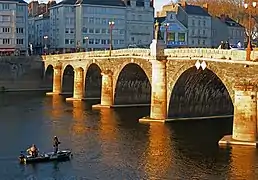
<box><xmin>0</xmin><ymin>92</ymin><xmax>258</xmax><ymax>180</ymax></box>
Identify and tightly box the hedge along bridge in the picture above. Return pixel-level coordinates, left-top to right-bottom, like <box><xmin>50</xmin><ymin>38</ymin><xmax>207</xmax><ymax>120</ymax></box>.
<box><xmin>43</xmin><ymin>47</ymin><xmax>258</xmax><ymax>147</ymax></box>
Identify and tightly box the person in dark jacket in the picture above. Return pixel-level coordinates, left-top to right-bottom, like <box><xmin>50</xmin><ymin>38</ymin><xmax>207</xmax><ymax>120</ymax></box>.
<box><xmin>53</xmin><ymin>136</ymin><xmax>61</xmax><ymax>154</ymax></box>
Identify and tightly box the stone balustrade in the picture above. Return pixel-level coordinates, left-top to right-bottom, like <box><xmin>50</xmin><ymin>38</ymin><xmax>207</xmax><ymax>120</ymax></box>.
<box><xmin>43</xmin><ymin>48</ymin><xmax>258</xmax><ymax>61</ymax></box>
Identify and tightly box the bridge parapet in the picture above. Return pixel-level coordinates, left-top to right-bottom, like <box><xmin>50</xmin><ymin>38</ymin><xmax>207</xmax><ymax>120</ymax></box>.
<box><xmin>42</xmin><ymin>48</ymin><xmax>151</xmax><ymax>61</ymax></box>
<box><xmin>43</xmin><ymin>48</ymin><xmax>258</xmax><ymax>61</ymax></box>
<box><xmin>164</xmin><ymin>48</ymin><xmax>248</xmax><ymax>60</ymax></box>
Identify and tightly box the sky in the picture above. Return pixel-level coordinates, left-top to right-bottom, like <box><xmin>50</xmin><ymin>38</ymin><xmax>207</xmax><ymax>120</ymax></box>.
<box><xmin>25</xmin><ymin>0</ymin><xmax>174</xmax><ymax>12</ymax></box>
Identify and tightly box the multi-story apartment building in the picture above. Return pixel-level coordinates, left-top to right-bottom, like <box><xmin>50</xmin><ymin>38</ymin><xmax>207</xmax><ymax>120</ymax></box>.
<box><xmin>212</xmin><ymin>14</ymin><xmax>245</xmax><ymax>47</ymax></box>
<box><xmin>125</xmin><ymin>0</ymin><xmax>154</xmax><ymax>46</ymax></box>
<box><xmin>49</xmin><ymin>0</ymin><xmax>154</xmax><ymax>53</ymax></box>
<box><xmin>28</xmin><ymin>13</ymin><xmax>50</xmax><ymax>54</ymax></box>
<box><xmin>0</xmin><ymin>0</ymin><xmax>28</xmax><ymax>55</ymax></box>
<box><xmin>176</xmin><ymin>1</ymin><xmax>212</xmax><ymax>47</ymax></box>
<box><xmin>156</xmin><ymin>12</ymin><xmax>188</xmax><ymax>47</ymax></box>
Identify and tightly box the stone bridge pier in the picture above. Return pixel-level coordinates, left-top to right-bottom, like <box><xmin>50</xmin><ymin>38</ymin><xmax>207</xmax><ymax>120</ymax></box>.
<box><xmin>46</xmin><ymin>64</ymin><xmax>62</xmax><ymax>95</ymax></box>
<box><xmin>219</xmin><ymin>83</ymin><xmax>258</xmax><ymax>146</ymax></box>
<box><xmin>66</xmin><ymin>67</ymin><xmax>85</xmax><ymax>101</ymax></box>
<box><xmin>93</xmin><ymin>70</ymin><xmax>114</xmax><ymax>108</ymax></box>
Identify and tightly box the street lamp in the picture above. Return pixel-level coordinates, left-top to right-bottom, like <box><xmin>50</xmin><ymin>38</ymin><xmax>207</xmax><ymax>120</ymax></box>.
<box><xmin>43</xmin><ymin>35</ymin><xmax>48</xmax><ymax>55</ymax></box>
<box><xmin>164</xmin><ymin>23</ymin><xmax>170</xmax><ymax>45</ymax></box>
<box><xmin>108</xmin><ymin>21</ymin><xmax>115</xmax><ymax>56</ymax></box>
<box><xmin>244</xmin><ymin>1</ymin><xmax>256</xmax><ymax>61</ymax></box>
<box><xmin>84</xmin><ymin>36</ymin><xmax>89</xmax><ymax>52</ymax></box>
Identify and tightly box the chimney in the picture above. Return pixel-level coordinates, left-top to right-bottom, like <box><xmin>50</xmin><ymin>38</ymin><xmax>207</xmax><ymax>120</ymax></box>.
<box><xmin>203</xmin><ymin>3</ymin><xmax>208</xmax><ymax>12</ymax></box>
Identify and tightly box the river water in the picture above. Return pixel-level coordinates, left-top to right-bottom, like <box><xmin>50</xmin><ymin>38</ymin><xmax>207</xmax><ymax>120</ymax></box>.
<box><xmin>0</xmin><ymin>92</ymin><xmax>257</xmax><ymax>180</ymax></box>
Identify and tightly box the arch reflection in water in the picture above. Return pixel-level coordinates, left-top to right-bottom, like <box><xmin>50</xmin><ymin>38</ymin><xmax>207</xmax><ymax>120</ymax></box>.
<box><xmin>229</xmin><ymin>146</ymin><xmax>256</xmax><ymax>180</ymax></box>
<box><xmin>51</xmin><ymin>95</ymin><xmax>63</xmax><ymax>119</ymax></box>
<box><xmin>99</xmin><ymin>108</ymin><xmax>121</xmax><ymax>166</ymax></box>
<box><xmin>71</xmin><ymin>101</ymin><xmax>86</xmax><ymax>134</ymax></box>
<box><xmin>143</xmin><ymin>123</ymin><xmax>174</xmax><ymax>179</ymax></box>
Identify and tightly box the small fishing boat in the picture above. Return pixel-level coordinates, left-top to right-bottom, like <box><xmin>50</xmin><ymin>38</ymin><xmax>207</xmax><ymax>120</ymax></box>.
<box><xmin>19</xmin><ymin>150</ymin><xmax>72</xmax><ymax>164</ymax></box>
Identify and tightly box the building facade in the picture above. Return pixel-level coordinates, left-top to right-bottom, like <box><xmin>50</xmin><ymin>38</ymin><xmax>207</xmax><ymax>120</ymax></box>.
<box><xmin>28</xmin><ymin>14</ymin><xmax>50</xmax><ymax>54</ymax></box>
<box><xmin>156</xmin><ymin>12</ymin><xmax>188</xmax><ymax>47</ymax></box>
<box><xmin>49</xmin><ymin>0</ymin><xmax>154</xmax><ymax>53</ymax></box>
<box><xmin>212</xmin><ymin>14</ymin><xmax>245</xmax><ymax>47</ymax></box>
<box><xmin>0</xmin><ymin>0</ymin><xmax>28</xmax><ymax>55</ymax></box>
<box><xmin>176</xmin><ymin>2</ymin><xmax>212</xmax><ymax>47</ymax></box>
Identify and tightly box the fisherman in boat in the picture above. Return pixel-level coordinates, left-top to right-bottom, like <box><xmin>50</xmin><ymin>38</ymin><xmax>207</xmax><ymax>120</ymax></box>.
<box><xmin>27</xmin><ymin>144</ymin><xmax>38</xmax><ymax>157</ymax></box>
<box><xmin>53</xmin><ymin>136</ymin><xmax>61</xmax><ymax>154</ymax></box>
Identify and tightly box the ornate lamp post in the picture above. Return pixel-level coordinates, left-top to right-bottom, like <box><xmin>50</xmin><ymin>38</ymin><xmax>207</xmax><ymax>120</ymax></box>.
<box><xmin>84</xmin><ymin>36</ymin><xmax>89</xmax><ymax>52</ymax></box>
<box><xmin>244</xmin><ymin>1</ymin><xmax>256</xmax><ymax>61</ymax></box>
<box><xmin>108</xmin><ymin>21</ymin><xmax>115</xmax><ymax>56</ymax></box>
<box><xmin>164</xmin><ymin>23</ymin><xmax>170</xmax><ymax>45</ymax></box>
<box><xmin>43</xmin><ymin>35</ymin><xmax>48</xmax><ymax>55</ymax></box>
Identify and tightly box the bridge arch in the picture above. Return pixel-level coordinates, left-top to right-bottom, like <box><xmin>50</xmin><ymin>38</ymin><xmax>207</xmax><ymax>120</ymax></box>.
<box><xmin>167</xmin><ymin>61</ymin><xmax>233</xmax><ymax>117</ymax></box>
<box><xmin>113</xmin><ymin>62</ymin><xmax>152</xmax><ymax>104</ymax></box>
<box><xmin>62</xmin><ymin>64</ymin><xmax>74</xmax><ymax>93</ymax></box>
<box><xmin>113</xmin><ymin>59</ymin><xmax>152</xmax><ymax>95</ymax></box>
<box><xmin>44</xmin><ymin>64</ymin><xmax>54</xmax><ymax>90</ymax></box>
<box><xmin>85</xmin><ymin>63</ymin><xmax>102</xmax><ymax>98</ymax></box>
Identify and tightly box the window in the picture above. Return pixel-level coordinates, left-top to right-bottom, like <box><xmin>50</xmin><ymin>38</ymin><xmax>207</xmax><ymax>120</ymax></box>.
<box><xmin>95</xmin><ymin>18</ymin><xmax>100</xmax><ymax>24</ymax></box>
<box><xmin>16</xmin><ymin>28</ymin><xmax>23</xmax><ymax>33</ymax></box>
<box><xmin>198</xmin><ymin>20</ymin><xmax>201</xmax><ymax>26</ymax></box>
<box><xmin>65</xmin><ymin>28</ymin><xmax>69</xmax><ymax>33</ymax></box>
<box><xmin>17</xmin><ymin>5</ymin><xmax>23</xmax><ymax>12</ymax></box>
<box><xmin>65</xmin><ymin>39</ymin><xmax>69</xmax><ymax>44</ymax></box>
<box><xmin>89</xmin><ymin>29</ymin><xmax>94</xmax><ymax>33</ymax></box>
<box><xmin>203</xmin><ymin>30</ymin><xmax>205</xmax><ymax>35</ymax></box>
<box><xmin>119</xmin><ymin>40</ymin><xmax>124</xmax><ymax>44</ymax></box>
<box><xmin>203</xmin><ymin>20</ymin><xmax>206</xmax><ymax>26</ymax></box>
<box><xmin>3</xmin><ymin>39</ymin><xmax>10</xmax><ymax>44</ymax></box>
<box><xmin>89</xmin><ymin>39</ymin><xmax>94</xmax><ymax>44</ymax></box>
<box><xmin>178</xmin><ymin>33</ymin><xmax>185</xmax><ymax>42</ymax></box>
<box><xmin>70</xmin><ymin>28</ymin><xmax>74</xmax><ymax>33</ymax></box>
<box><xmin>114</xmin><ymin>39</ymin><xmax>118</xmax><ymax>45</ymax></box>
<box><xmin>168</xmin><ymin>32</ymin><xmax>175</xmax><ymax>41</ymax></box>
<box><xmin>192</xmin><ymin>20</ymin><xmax>195</xmax><ymax>26</ymax></box>
<box><xmin>101</xmin><ymin>39</ymin><xmax>106</xmax><ymax>44</ymax></box>
<box><xmin>95</xmin><ymin>29</ymin><xmax>100</xmax><ymax>33</ymax></box>
<box><xmin>3</xmin><ymin>27</ymin><xmax>10</xmax><ymax>33</ymax></box>
<box><xmin>95</xmin><ymin>39</ymin><xmax>100</xmax><ymax>44</ymax></box>
<box><xmin>192</xmin><ymin>40</ymin><xmax>194</xmax><ymax>44</ymax></box>
<box><xmin>198</xmin><ymin>39</ymin><xmax>200</xmax><ymax>45</ymax></box>
<box><xmin>119</xmin><ymin>29</ymin><xmax>124</xmax><ymax>35</ymax></box>
<box><xmin>102</xmin><ymin>18</ymin><xmax>107</xmax><ymax>24</ymax></box>
<box><xmin>82</xmin><ymin>27</ymin><xmax>87</xmax><ymax>33</ymax></box>
<box><xmin>202</xmin><ymin>40</ymin><xmax>205</xmax><ymax>45</ymax></box>
<box><xmin>101</xmin><ymin>29</ymin><xmax>106</xmax><ymax>34</ymax></box>
<box><xmin>89</xmin><ymin>17</ymin><xmax>94</xmax><ymax>23</ymax></box>
<box><xmin>2</xmin><ymin>4</ymin><xmax>9</xmax><ymax>10</ymax></box>
<box><xmin>16</xmin><ymin>39</ymin><xmax>24</xmax><ymax>44</ymax></box>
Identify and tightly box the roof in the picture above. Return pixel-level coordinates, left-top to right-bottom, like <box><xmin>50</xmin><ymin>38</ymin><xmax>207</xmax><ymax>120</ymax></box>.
<box><xmin>0</xmin><ymin>0</ymin><xmax>27</xmax><ymax>4</ymax></box>
<box><xmin>53</xmin><ymin>0</ymin><xmax>126</xmax><ymax>7</ymax></box>
<box><xmin>155</xmin><ymin>17</ymin><xmax>166</xmax><ymax>24</ymax></box>
<box><xmin>218</xmin><ymin>16</ymin><xmax>244</xmax><ymax>28</ymax></box>
<box><xmin>180</xmin><ymin>4</ymin><xmax>210</xmax><ymax>17</ymax></box>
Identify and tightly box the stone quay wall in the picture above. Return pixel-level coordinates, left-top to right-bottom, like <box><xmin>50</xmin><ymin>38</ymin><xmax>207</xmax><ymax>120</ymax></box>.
<box><xmin>0</xmin><ymin>56</ymin><xmax>45</xmax><ymax>91</ymax></box>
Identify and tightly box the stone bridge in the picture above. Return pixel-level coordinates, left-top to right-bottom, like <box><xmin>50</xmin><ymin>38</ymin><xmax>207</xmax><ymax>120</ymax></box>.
<box><xmin>43</xmin><ymin>47</ymin><xmax>258</xmax><ymax>147</ymax></box>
